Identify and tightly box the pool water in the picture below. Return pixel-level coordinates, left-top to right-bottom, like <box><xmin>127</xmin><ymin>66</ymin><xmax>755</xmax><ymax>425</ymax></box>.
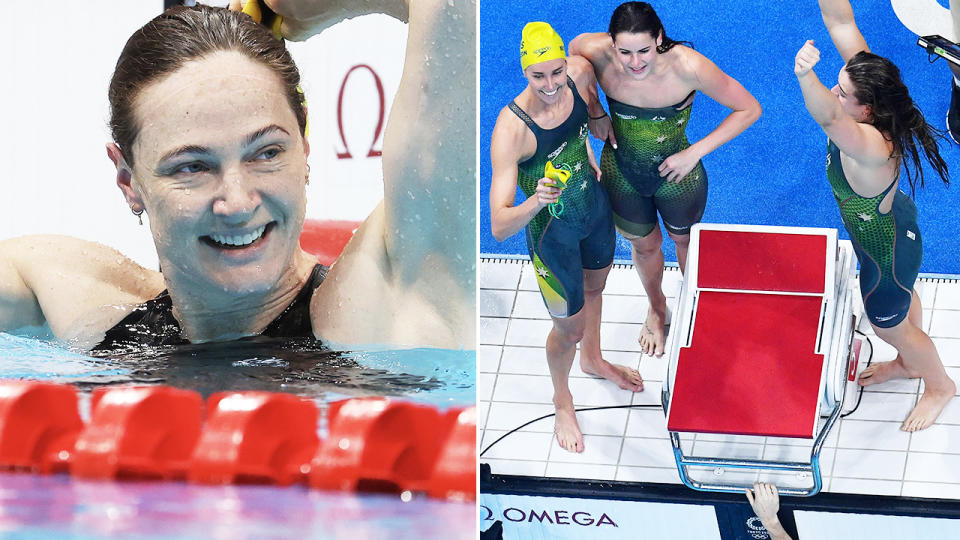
<box><xmin>0</xmin><ymin>333</ymin><xmax>475</xmax><ymax>408</ymax></box>
<box><xmin>0</xmin><ymin>472</ymin><xmax>474</xmax><ymax>540</ymax></box>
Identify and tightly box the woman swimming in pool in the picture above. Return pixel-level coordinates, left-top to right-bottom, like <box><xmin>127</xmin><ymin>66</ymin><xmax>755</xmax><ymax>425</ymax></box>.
<box><xmin>796</xmin><ymin>0</ymin><xmax>953</xmax><ymax>431</ymax></box>
<box><xmin>0</xmin><ymin>0</ymin><xmax>474</xmax><ymax>351</ymax></box>
<box><xmin>489</xmin><ymin>22</ymin><xmax>642</xmax><ymax>453</ymax></box>
<box><xmin>570</xmin><ymin>2</ymin><xmax>761</xmax><ymax>358</ymax></box>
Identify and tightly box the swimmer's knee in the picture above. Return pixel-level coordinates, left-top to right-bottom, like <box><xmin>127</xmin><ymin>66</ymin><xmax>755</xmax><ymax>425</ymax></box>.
<box><xmin>584</xmin><ymin>283</ymin><xmax>605</xmax><ymax>299</ymax></box>
<box><xmin>625</xmin><ymin>228</ymin><xmax>662</xmax><ymax>255</ymax></box>
<box><xmin>553</xmin><ymin>314</ymin><xmax>586</xmax><ymax>343</ymax></box>
<box><xmin>667</xmin><ymin>230</ymin><xmax>690</xmax><ymax>247</ymax></box>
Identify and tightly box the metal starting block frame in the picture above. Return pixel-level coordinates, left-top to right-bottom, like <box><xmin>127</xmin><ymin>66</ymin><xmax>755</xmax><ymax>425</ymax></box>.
<box><xmin>661</xmin><ymin>223</ymin><xmax>855</xmax><ymax>496</ymax></box>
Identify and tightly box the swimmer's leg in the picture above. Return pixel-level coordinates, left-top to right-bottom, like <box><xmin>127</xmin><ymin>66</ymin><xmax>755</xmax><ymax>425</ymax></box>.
<box><xmin>579</xmin><ymin>264</ymin><xmax>643</xmax><ymax>392</ymax></box>
<box><xmin>546</xmin><ymin>311</ymin><xmax>587</xmax><ymax>453</ymax></box>
<box><xmin>621</xmin><ymin>227</ymin><xmax>668</xmax><ymax>358</ymax></box>
<box><xmin>859</xmin><ymin>289</ymin><xmax>922</xmax><ymax>386</ymax></box>
<box><xmin>667</xmin><ymin>230</ymin><xmax>691</xmax><ymax>273</ymax></box>
<box><xmin>658</xmin><ymin>160</ymin><xmax>707</xmax><ymax>274</ymax></box>
<box><xmin>860</xmin><ymin>288</ymin><xmax>923</xmax><ymax>385</ymax></box>
<box><xmin>871</xmin><ymin>310</ymin><xmax>955</xmax><ymax>432</ymax></box>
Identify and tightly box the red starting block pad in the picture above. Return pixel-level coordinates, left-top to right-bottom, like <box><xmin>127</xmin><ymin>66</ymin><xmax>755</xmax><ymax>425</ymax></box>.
<box><xmin>667</xmin><ymin>291</ymin><xmax>825</xmax><ymax>438</ymax></box>
<box><xmin>663</xmin><ymin>224</ymin><xmax>853</xmax><ymax>496</ymax></box>
<box><xmin>696</xmin><ymin>230</ymin><xmax>828</xmax><ymax>293</ymax></box>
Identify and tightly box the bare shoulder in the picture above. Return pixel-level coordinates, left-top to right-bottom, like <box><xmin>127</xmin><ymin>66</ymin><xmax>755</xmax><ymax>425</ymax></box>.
<box><xmin>565</xmin><ymin>54</ymin><xmax>594</xmax><ymax>80</ymax></box>
<box><xmin>491</xmin><ymin>103</ymin><xmax>530</xmax><ymax>155</ymax></box>
<box><xmin>570</xmin><ymin>32</ymin><xmax>612</xmax><ymax>61</ymax></box>
<box><xmin>3</xmin><ymin>235</ymin><xmax>161</xmax><ymax>288</ymax></box>
<box><xmin>671</xmin><ymin>45</ymin><xmax>708</xmax><ymax>76</ymax></box>
<box><xmin>0</xmin><ymin>235</ymin><xmax>164</xmax><ymax>341</ymax></box>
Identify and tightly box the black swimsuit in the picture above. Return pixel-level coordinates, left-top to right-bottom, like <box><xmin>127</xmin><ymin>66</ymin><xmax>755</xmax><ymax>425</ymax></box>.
<box><xmin>93</xmin><ymin>264</ymin><xmax>328</xmax><ymax>350</ymax></box>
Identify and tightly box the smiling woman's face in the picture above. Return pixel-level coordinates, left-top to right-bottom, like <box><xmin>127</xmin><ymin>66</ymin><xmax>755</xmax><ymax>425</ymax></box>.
<box><xmin>124</xmin><ymin>50</ymin><xmax>309</xmax><ymax>294</ymax></box>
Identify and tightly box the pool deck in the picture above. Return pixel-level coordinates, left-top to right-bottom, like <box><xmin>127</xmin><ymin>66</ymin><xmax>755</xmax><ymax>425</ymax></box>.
<box><xmin>479</xmin><ymin>258</ymin><xmax>960</xmax><ymax>499</ymax></box>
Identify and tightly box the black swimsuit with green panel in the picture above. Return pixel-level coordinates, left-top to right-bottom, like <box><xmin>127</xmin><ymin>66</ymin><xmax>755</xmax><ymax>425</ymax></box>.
<box><xmin>600</xmin><ymin>91</ymin><xmax>707</xmax><ymax>237</ymax></box>
<box><xmin>826</xmin><ymin>139</ymin><xmax>921</xmax><ymax>328</ymax></box>
<box><xmin>509</xmin><ymin>77</ymin><xmax>615</xmax><ymax>318</ymax></box>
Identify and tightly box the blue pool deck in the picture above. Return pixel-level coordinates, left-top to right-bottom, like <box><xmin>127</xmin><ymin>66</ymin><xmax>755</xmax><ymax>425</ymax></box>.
<box><xmin>479</xmin><ymin>258</ymin><xmax>960</xmax><ymax>498</ymax></box>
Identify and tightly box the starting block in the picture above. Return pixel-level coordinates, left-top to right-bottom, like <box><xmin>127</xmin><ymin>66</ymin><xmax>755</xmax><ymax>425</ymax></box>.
<box><xmin>662</xmin><ymin>224</ymin><xmax>856</xmax><ymax>496</ymax></box>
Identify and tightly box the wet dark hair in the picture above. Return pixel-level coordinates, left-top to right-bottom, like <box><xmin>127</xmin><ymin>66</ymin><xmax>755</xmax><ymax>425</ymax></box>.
<box><xmin>108</xmin><ymin>4</ymin><xmax>307</xmax><ymax>166</ymax></box>
<box><xmin>845</xmin><ymin>51</ymin><xmax>949</xmax><ymax>194</ymax></box>
<box><xmin>607</xmin><ymin>2</ymin><xmax>691</xmax><ymax>54</ymax></box>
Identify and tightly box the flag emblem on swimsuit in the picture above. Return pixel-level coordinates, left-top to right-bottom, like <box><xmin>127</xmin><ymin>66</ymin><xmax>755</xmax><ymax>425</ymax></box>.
<box><xmin>532</xmin><ymin>253</ymin><xmax>567</xmax><ymax>317</ymax></box>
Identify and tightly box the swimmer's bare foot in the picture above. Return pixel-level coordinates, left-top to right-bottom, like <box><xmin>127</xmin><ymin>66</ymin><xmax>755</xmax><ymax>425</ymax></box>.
<box><xmin>638</xmin><ymin>305</ymin><xmax>666</xmax><ymax>357</ymax></box>
<box><xmin>553</xmin><ymin>397</ymin><xmax>583</xmax><ymax>453</ymax></box>
<box><xmin>580</xmin><ymin>355</ymin><xmax>643</xmax><ymax>392</ymax></box>
<box><xmin>858</xmin><ymin>357</ymin><xmax>919</xmax><ymax>387</ymax></box>
<box><xmin>901</xmin><ymin>380</ymin><xmax>956</xmax><ymax>432</ymax></box>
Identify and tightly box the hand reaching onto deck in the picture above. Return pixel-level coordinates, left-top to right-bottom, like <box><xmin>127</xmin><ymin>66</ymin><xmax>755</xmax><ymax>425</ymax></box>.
<box><xmin>745</xmin><ymin>482</ymin><xmax>794</xmax><ymax>540</ymax></box>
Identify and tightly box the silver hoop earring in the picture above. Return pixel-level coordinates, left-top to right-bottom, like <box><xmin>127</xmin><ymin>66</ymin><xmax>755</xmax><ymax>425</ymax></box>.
<box><xmin>132</xmin><ymin>207</ymin><xmax>144</xmax><ymax>226</ymax></box>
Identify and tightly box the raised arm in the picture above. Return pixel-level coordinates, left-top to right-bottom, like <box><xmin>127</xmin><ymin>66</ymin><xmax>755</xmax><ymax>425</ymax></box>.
<box><xmin>794</xmin><ymin>40</ymin><xmax>888</xmax><ymax>165</ymax></box>
<box><xmin>272</xmin><ymin>0</ymin><xmax>475</xmax><ymax>348</ymax></box>
<box><xmin>817</xmin><ymin>0</ymin><xmax>869</xmax><ymax>63</ymax></box>
<box><xmin>376</xmin><ymin>0</ymin><xmax>475</xmax><ymax>289</ymax></box>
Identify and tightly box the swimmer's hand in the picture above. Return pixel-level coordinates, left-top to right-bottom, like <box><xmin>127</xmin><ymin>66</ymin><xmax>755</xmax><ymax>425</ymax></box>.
<box><xmin>746</xmin><ymin>483</ymin><xmax>794</xmax><ymax>540</ymax></box>
<box><xmin>590</xmin><ymin>159</ymin><xmax>602</xmax><ymax>181</ymax></box>
<box><xmin>794</xmin><ymin>40</ymin><xmax>820</xmax><ymax>77</ymax></box>
<box><xmin>589</xmin><ymin>114</ymin><xmax>618</xmax><ymax>150</ymax></box>
<box><xmin>231</xmin><ymin>0</ymin><xmax>409</xmax><ymax>41</ymax></box>
<box><xmin>658</xmin><ymin>147</ymin><xmax>700</xmax><ymax>183</ymax></box>
<box><xmin>534</xmin><ymin>177</ymin><xmax>562</xmax><ymax>207</ymax></box>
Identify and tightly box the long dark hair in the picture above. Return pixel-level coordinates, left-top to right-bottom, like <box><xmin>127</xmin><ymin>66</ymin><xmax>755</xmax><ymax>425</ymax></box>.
<box><xmin>607</xmin><ymin>2</ymin><xmax>691</xmax><ymax>53</ymax></box>
<box><xmin>108</xmin><ymin>4</ymin><xmax>307</xmax><ymax>166</ymax></box>
<box><xmin>845</xmin><ymin>51</ymin><xmax>949</xmax><ymax>194</ymax></box>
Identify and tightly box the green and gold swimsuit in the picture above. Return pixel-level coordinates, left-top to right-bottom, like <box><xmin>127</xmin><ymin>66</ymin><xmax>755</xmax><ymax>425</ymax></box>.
<box><xmin>826</xmin><ymin>139</ymin><xmax>921</xmax><ymax>328</ymax></box>
<box><xmin>600</xmin><ymin>91</ymin><xmax>707</xmax><ymax>237</ymax></box>
<box><xmin>508</xmin><ymin>77</ymin><xmax>615</xmax><ymax>317</ymax></box>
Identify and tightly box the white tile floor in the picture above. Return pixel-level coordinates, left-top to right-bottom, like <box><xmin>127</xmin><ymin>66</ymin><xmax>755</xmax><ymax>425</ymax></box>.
<box><xmin>478</xmin><ymin>258</ymin><xmax>960</xmax><ymax>499</ymax></box>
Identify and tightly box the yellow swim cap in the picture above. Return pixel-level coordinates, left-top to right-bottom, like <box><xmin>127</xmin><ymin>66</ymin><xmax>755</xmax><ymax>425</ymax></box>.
<box><xmin>520</xmin><ymin>22</ymin><xmax>566</xmax><ymax>71</ymax></box>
